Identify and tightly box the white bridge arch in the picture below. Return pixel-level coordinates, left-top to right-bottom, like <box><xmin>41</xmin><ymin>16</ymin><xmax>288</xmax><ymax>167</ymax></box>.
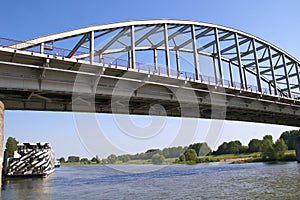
<box><xmin>0</xmin><ymin>19</ymin><xmax>300</xmax><ymax>126</ymax></box>
<box><xmin>7</xmin><ymin>19</ymin><xmax>300</xmax><ymax>98</ymax></box>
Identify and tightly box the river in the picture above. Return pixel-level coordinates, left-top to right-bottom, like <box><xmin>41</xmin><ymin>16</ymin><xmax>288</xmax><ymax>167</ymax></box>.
<box><xmin>1</xmin><ymin>162</ymin><xmax>300</xmax><ymax>199</ymax></box>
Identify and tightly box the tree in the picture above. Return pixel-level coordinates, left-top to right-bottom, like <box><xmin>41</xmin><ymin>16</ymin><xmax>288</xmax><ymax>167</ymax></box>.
<box><xmin>274</xmin><ymin>139</ymin><xmax>288</xmax><ymax>160</ymax></box>
<box><xmin>58</xmin><ymin>157</ymin><xmax>66</xmax><ymax>163</ymax></box>
<box><xmin>144</xmin><ymin>149</ymin><xmax>161</xmax><ymax>160</ymax></box>
<box><xmin>279</xmin><ymin>130</ymin><xmax>300</xmax><ymax>150</ymax></box>
<box><xmin>119</xmin><ymin>154</ymin><xmax>131</xmax><ymax>163</ymax></box>
<box><xmin>248</xmin><ymin>139</ymin><xmax>262</xmax><ymax>153</ymax></box>
<box><xmin>151</xmin><ymin>153</ymin><xmax>165</xmax><ymax>164</ymax></box>
<box><xmin>227</xmin><ymin>141</ymin><xmax>242</xmax><ymax>154</ymax></box>
<box><xmin>5</xmin><ymin>137</ymin><xmax>18</xmax><ymax>157</ymax></box>
<box><xmin>80</xmin><ymin>158</ymin><xmax>91</xmax><ymax>164</ymax></box>
<box><xmin>260</xmin><ymin>139</ymin><xmax>276</xmax><ymax>160</ymax></box>
<box><xmin>184</xmin><ymin>149</ymin><xmax>197</xmax><ymax>161</ymax></box>
<box><xmin>146</xmin><ymin>149</ymin><xmax>160</xmax><ymax>154</ymax></box>
<box><xmin>213</xmin><ymin>140</ymin><xmax>243</xmax><ymax>155</ymax></box>
<box><xmin>130</xmin><ymin>152</ymin><xmax>146</xmax><ymax>160</ymax></box>
<box><xmin>162</xmin><ymin>146</ymin><xmax>185</xmax><ymax>158</ymax></box>
<box><xmin>263</xmin><ymin>135</ymin><xmax>273</xmax><ymax>143</ymax></box>
<box><xmin>107</xmin><ymin>154</ymin><xmax>118</xmax><ymax>164</ymax></box>
<box><xmin>179</xmin><ymin>154</ymin><xmax>186</xmax><ymax>162</ymax></box>
<box><xmin>260</xmin><ymin>135</ymin><xmax>288</xmax><ymax>161</ymax></box>
<box><xmin>214</xmin><ymin>142</ymin><xmax>228</xmax><ymax>155</ymax></box>
<box><xmin>187</xmin><ymin>142</ymin><xmax>212</xmax><ymax>156</ymax></box>
<box><xmin>91</xmin><ymin>155</ymin><xmax>101</xmax><ymax>163</ymax></box>
<box><xmin>240</xmin><ymin>145</ymin><xmax>249</xmax><ymax>154</ymax></box>
<box><xmin>68</xmin><ymin>156</ymin><xmax>80</xmax><ymax>162</ymax></box>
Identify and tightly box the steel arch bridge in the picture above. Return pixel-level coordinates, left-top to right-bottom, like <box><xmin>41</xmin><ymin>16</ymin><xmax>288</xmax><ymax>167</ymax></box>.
<box><xmin>0</xmin><ymin>19</ymin><xmax>300</xmax><ymax>126</ymax></box>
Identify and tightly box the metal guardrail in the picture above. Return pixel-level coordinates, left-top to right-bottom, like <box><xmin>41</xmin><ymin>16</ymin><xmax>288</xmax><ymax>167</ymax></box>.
<box><xmin>0</xmin><ymin>37</ymin><xmax>84</xmax><ymax>57</ymax></box>
<box><xmin>0</xmin><ymin>37</ymin><xmax>298</xmax><ymax>99</ymax></box>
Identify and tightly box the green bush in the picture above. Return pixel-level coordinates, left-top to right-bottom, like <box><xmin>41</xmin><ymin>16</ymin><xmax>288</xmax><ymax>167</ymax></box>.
<box><xmin>184</xmin><ymin>149</ymin><xmax>197</xmax><ymax>161</ymax></box>
<box><xmin>151</xmin><ymin>153</ymin><xmax>165</xmax><ymax>164</ymax></box>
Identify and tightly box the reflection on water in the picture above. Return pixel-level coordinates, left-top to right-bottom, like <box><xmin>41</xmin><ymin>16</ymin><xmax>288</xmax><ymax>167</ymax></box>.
<box><xmin>1</xmin><ymin>162</ymin><xmax>300</xmax><ymax>199</ymax></box>
<box><xmin>2</xmin><ymin>176</ymin><xmax>52</xmax><ymax>199</ymax></box>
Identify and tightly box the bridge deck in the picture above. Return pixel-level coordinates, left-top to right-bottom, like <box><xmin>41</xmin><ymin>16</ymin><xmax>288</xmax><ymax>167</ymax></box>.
<box><xmin>0</xmin><ymin>46</ymin><xmax>299</xmax><ymax>127</ymax></box>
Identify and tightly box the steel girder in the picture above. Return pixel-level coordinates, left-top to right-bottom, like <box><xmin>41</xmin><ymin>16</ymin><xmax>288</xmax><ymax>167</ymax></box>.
<box><xmin>4</xmin><ymin>19</ymin><xmax>300</xmax><ymax>99</ymax></box>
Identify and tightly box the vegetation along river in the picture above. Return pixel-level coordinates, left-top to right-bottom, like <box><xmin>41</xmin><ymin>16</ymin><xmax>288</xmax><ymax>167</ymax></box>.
<box><xmin>1</xmin><ymin>162</ymin><xmax>300</xmax><ymax>199</ymax></box>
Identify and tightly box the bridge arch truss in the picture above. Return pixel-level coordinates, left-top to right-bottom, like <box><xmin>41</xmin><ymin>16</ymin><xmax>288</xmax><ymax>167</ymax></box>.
<box><xmin>4</xmin><ymin>19</ymin><xmax>300</xmax><ymax>99</ymax></box>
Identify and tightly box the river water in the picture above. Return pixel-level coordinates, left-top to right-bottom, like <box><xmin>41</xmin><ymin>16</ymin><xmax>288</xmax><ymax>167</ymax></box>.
<box><xmin>1</xmin><ymin>162</ymin><xmax>300</xmax><ymax>199</ymax></box>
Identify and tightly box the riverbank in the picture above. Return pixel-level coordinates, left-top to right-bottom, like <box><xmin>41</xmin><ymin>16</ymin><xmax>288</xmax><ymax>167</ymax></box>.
<box><xmin>226</xmin><ymin>150</ymin><xmax>297</xmax><ymax>164</ymax></box>
<box><xmin>124</xmin><ymin>150</ymin><xmax>296</xmax><ymax>164</ymax></box>
<box><xmin>60</xmin><ymin>150</ymin><xmax>296</xmax><ymax>166</ymax></box>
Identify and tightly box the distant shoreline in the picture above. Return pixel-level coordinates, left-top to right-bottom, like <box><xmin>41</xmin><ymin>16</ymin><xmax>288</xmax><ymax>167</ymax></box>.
<box><xmin>60</xmin><ymin>150</ymin><xmax>297</xmax><ymax>166</ymax></box>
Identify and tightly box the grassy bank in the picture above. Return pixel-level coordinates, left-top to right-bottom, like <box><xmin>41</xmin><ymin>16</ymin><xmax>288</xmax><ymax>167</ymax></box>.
<box><xmin>61</xmin><ymin>161</ymin><xmax>99</xmax><ymax>166</ymax></box>
<box><xmin>173</xmin><ymin>150</ymin><xmax>296</xmax><ymax>164</ymax></box>
<box><xmin>116</xmin><ymin>158</ymin><xmax>177</xmax><ymax>164</ymax></box>
<box><xmin>240</xmin><ymin>150</ymin><xmax>297</xmax><ymax>163</ymax></box>
<box><xmin>206</xmin><ymin>152</ymin><xmax>261</xmax><ymax>162</ymax></box>
<box><xmin>59</xmin><ymin>150</ymin><xmax>297</xmax><ymax>166</ymax></box>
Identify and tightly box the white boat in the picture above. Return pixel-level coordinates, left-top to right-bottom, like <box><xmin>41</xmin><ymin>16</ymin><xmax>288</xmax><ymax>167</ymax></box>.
<box><xmin>5</xmin><ymin>143</ymin><xmax>56</xmax><ymax>178</ymax></box>
<box><xmin>54</xmin><ymin>160</ymin><xmax>61</xmax><ymax>168</ymax></box>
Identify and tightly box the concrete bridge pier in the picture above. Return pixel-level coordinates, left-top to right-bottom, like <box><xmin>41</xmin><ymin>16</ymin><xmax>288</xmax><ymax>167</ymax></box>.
<box><xmin>295</xmin><ymin>137</ymin><xmax>300</xmax><ymax>163</ymax></box>
<box><xmin>0</xmin><ymin>101</ymin><xmax>4</xmax><ymax>187</ymax></box>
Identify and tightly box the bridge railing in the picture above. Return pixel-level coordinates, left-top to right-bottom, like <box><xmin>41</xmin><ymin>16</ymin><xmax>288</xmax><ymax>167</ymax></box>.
<box><xmin>0</xmin><ymin>37</ymin><xmax>84</xmax><ymax>57</ymax></box>
<box><xmin>1</xmin><ymin>37</ymin><xmax>295</xmax><ymax>100</ymax></box>
<box><xmin>101</xmin><ymin>56</ymin><xmax>129</xmax><ymax>68</ymax></box>
<box><xmin>0</xmin><ymin>37</ymin><xmax>27</xmax><ymax>47</ymax></box>
<box><xmin>136</xmin><ymin>62</ymin><xmax>156</xmax><ymax>74</ymax></box>
<box><xmin>292</xmin><ymin>93</ymin><xmax>300</xmax><ymax>99</ymax></box>
<box><xmin>180</xmin><ymin>72</ymin><xmax>196</xmax><ymax>81</ymax></box>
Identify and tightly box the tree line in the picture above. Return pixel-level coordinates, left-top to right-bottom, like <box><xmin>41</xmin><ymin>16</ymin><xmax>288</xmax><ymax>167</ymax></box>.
<box><xmin>101</xmin><ymin>146</ymin><xmax>187</xmax><ymax>165</ymax></box>
<box><xmin>212</xmin><ymin>135</ymin><xmax>288</xmax><ymax>161</ymax></box>
<box><xmin>177</xmin><ymin>131</ymin><xmax>300</xmax><ymax>164</ymax></box>
<box><xmin>5</xmin><ymin>129</ymin><xmax>300</xmax><ymax>165</ymax></box>
<box><xmin>213</xmin><ymin>130</ymin><xmax>300</xmax><ymax>156</ymax></box>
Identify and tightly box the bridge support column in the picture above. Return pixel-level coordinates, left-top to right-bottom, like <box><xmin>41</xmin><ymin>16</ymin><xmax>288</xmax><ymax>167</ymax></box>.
<box><xmin>295</xmin><ymin>136</ymin><xmax>300</xmax><ymax>163</ymax></box>
<box><xmin>0</xmin><ymin>101</ymin><xmax>4</xmax><ymax>187</ymax></box>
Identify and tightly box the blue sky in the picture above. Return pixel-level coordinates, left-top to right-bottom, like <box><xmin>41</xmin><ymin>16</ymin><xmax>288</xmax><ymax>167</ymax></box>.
<box><xmin>1</xmin><ymin>0</ymin><xmax>300</xmax><ymax>159</ymax></box>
